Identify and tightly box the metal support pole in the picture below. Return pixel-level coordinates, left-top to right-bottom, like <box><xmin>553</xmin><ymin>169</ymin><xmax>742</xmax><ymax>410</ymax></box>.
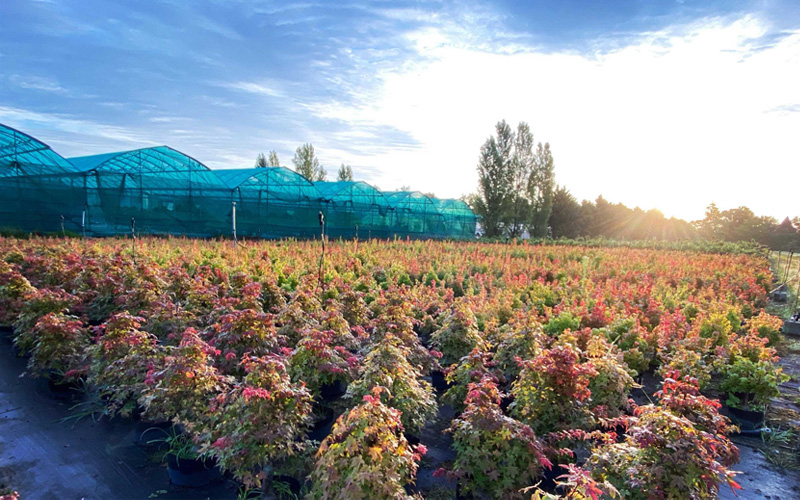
<box><xmin>131</xmin><ymin>217</ymin><xmax>136</xmax><ymax>265</ymax></box>
<box><xmin>232</xmin><ymin>201</ymin><xmax>237</xmax><ymax>249</ymax></box>
<box><xmin>318</xmin><ymin>211</ymin><xmax>325</xmax><ymax>297</ymax></box>
<box><xmin>81</xmin><ymin>209</ymin><xmax>86</xmax><ymax>240</ymax></box>
<box><xmin>60</xmin><ymin>215</ymin><xmax>65</xmax><ymax>238</ymax></box>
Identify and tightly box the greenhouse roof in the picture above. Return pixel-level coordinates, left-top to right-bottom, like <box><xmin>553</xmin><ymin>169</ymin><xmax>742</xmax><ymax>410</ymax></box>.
<box><xmin>314</xmin><ymin>181</ymin><xmax>387</xmax><ymax>204</ymax></box>
<box><xmin>214</xmin><ymin>167</ymin><xmax>320</xmax><ymax>201</ymax></box>
<box><xmin>68</xmin><ymin>146</ymin><xmax>221</xmax><ymax>188</ymax></box>
<box><xmin>382</xmin><ymin>190</ymin><xmax>440</xmax><ymax>212</ymax></box>
<box><xmin>432</xmin><ymin>198</ymin><xmax>475</xmax><ymax>215</ymax></box>
<box><xmin>0</xmin><ymin>123</ymin><xmax>76</xmax><ymax>177</ymax></box>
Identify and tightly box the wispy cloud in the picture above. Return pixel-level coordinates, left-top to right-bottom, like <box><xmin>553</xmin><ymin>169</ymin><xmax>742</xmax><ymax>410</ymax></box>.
<box><xmin>7</xmin><ymin>74</ymin><xmax>69</xmax><ymax>94</ymax></box>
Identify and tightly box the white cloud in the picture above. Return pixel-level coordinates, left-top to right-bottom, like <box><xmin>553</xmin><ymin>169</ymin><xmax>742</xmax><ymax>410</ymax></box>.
<box><xmin>311</xmin><ymin>14</ymin><xmax>800</xmax><ymax>220</ymax></box>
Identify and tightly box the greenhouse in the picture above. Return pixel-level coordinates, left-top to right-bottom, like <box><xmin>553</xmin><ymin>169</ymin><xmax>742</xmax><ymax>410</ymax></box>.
<box><xmin>315</xmin><ymin>181</ymin><xmax>392</xmax><ymax>239</ymax></box>
<box><xmin>383</xmin><ymin>191</ymin><xmax>447</xmax><ymax>238</ymax></box>
<box><xmin>214</xmin><ymin>167</ymin><xmax>323</xmax><ymax>238</ymax></box>
<box><xmin>431</xmin><ymin>198</ymin><xmax>477</xmax><ymax>240</ymax></box>
<box><xmin>0</xmin><ymin>123</ymin><xmax>78</xmax><ymax>233</ymax></box>
<box><xmin>0</xmin><ymin>122</ymin><xmax>476</xmax><ymax>239</ymax></box>
<box><xmin>68</xmin><ymin>146</ymin><xmax>226</xmax><ymax>236</ymax></box>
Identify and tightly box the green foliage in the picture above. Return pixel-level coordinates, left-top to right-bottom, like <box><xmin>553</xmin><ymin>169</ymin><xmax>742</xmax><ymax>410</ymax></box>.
<box><xmin>543</xmin><ymin>311</ymin><xmax>581</xmax><ymax>336</ymax></box>
<box><xmin>197</xmin><ymin>355</ymin><xmax>313</xmax><ymax>488</ymax></box>
<box><xmin>292</xmin><ymin>143</ymin><xmax>326</xmax><ymax>182</ymax></box>
<box><xmin>345</xmin><ymin>335</ymin><xmax>436</xmax><ymax>433</ymax></box>
<box><xmin>308</xmin><ymin>387</ymin><xmax>424</xmax><ymax>500</ymax></box>
<box><xmin>721</xmin><ymin>356</ymin><xmax>788</xmax><ymax>410</ymax></box>
<box><xmin>511</xmin><ymin>344</ymin><xmax>597</xmax><ymax>434</ymax></box>
<box><xmin>447</xmin><ymin>377</ymin><xmax>551</xmax><ymax>499</ymax></box>
<box><xmin>337</xmin><ymin>163</ymin><xmax>353</xmax><ymax>181</ymax></box>
<box><xmin>430</xmin><ymin>301</ymin><xmax>487</xmax><ymax>365</ymax></box>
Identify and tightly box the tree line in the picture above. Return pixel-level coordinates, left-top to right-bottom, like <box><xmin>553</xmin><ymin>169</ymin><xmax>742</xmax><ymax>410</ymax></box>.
<box><xmin>255</xmin><ymin>144</ymin><xmax>353</xmax><ymax>182</ymax></box>
<box><xmin>471</xmin><ymin>120</ymin><xmax>800</xmax><ymax>250</ymax></box>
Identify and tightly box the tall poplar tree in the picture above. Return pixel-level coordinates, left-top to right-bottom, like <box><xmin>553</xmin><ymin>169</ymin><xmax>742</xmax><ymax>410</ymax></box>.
<box><xmin>268</xmin><ymin>150</ymin><xmax>280</xmax><ymax>166</ymax></box>
<box><xmin>529</xmin><ymin>142</ymin><xmax>555</xmax><ymax>238</ymax></box>
<box><xmin>293</xmin><ymin>143</ymin><xmax>326</xmax><ymax>181</ymax></box>
<box><xmin>474</xmin><ymin>121</ymin><xmax>514</xmax><ymax>237</ymax></box>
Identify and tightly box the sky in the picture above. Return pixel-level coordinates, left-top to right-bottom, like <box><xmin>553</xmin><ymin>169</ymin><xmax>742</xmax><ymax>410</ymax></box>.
<box><xmin>1</xmin><ymin>0</ymin><xmax>799</xmax><ymax>222</ymax></box>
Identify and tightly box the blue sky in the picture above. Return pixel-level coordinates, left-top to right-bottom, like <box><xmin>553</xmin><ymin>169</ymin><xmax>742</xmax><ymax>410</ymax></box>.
<box><xmin>1</xmin><ymin>0</ymin><xmax>799</xmax><ymax>221</ymax></box>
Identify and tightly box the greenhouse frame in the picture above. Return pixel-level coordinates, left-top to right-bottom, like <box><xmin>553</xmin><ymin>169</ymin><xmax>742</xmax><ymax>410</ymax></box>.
<box><xmin>0</xmin><ymin>122</ymin><xmax>477</xmax><ymax>239</ymax></box>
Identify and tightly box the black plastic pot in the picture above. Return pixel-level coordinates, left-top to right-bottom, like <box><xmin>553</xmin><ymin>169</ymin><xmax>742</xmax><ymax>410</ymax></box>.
<box><xmin>308</xmin><ymin>407</ymin><xmax>335</xmax><ymax>442</ymax></box>
<box><xmin>271</xmin><ymin>475</ymin><xmax>302</xmax><ymax>497</ymax></box>
<box><xmin>46</xmin><ymin>375</ymin><xmax>84</xmax><ymax>400</ymax></box>
<box><xmin>430</xmin><ymin>370</ymin><xmax>450</xmax><ymax>392</ymax></box>
<box><xmin>320</xmin><ymin>380</ymin><xmax>347</xmax><ymax>401</ymax></box>
<box><xmin>728</xmin><ymin>406</ymin><xmax>765</xmax><ymax>429</ymax></box>
<box><xmin>166</xmin><ymin>454</ymin><xmax>221</xmax><ymax>487</ymax></box>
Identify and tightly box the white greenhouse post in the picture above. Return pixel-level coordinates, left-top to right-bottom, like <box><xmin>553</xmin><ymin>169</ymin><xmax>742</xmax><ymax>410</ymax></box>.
<box><xmin>232</xmin><ymin>201</ymin><xmax>237</xmax><ymax>248</ymax></box>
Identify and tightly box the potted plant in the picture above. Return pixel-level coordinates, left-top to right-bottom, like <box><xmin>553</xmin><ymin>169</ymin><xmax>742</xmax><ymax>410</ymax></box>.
<box><xmin>139</xmin><ymin>328</ymin><xmax>231</xmax><ymax>424</ymax></box>
<box><xmin>345</xmin><ymin>334</ymin><xmax>437</xmax><ymax>435</ymax></box>
<box><xmin>87</xmin><ymin>312</ymin><xmax>165</xmax><ymax>418</ymax></box>
<box><xmin>307</xmin><ymin>386</ymin><xmax>426</xmax><ymax>500</ymax></box>
<box><xmin>511</xmin><ymin>344</ymin><xmax>597</xmax><ymax>434</ymax></box>
<box><xmin>430</xmin><ymin>300</ymin><xmax>487</xmax><ymax>366</ymax></box>
<box><xmin>584</xmin><ymin>337</ymin><xmax>637</xmax><ymax>418</ymax></box>
<box><xmin>0</xmin><ymin>260</ymin><xmax>35</xmax><ymax>328</ymax></box>
<box><xmin>720</xmin><ymin>356</ymin><xmax>788</xmax><ymax>426</ymax></box>
<box><xmin>25</xmin><ymin>312</ymin><xmax>89</xmax><ymax>382</ymax></box>
<box><xmin>147</xmin><ymin>428</ymin><xmax>221</xmax><ymax>488</ymax></box>
<box><xmin>196</xmin><ymin>354</ymin><xmax>313</xmax><ymax>488</ymax></box>
<box><xmin>12</xmin><ymin>287</ymin><xmax>76</xmax><ymax>355</ymax></box>
<box><xmin>288</xmin><ymin>329</ymin><xmax>356</xmax><ymax>399</ymax></box>
<box><xmin>744</xmin><ymin>310</ymin><xmax>784</xmax><ymax>346</ymax></box>
<box><xmin>445</xmin><ymin>377</ymin><xmax>552</xmax><ymax>499</ymax></box>
<box><xmin>442</xmin><ymin>348</ymin><xmax>502</xmax><ymax>412</ymax></box>
<box><xmin>207</xmin><ymin>307</ymin><xmax>285</xmax><ymax>376</ymax></box>
<box><xmin>589</xmin><ymin>405</ymin><xmax>740</xmax><ymax>499</ymax></box>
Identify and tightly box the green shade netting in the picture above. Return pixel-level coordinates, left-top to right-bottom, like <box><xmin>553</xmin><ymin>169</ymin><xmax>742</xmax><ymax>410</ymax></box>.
<box><xmin>314</xmin><ymin>181</ymin><xmax>393</xmax><ymax>238</ymax></box>
<box><xmin>382</xmin><ymin>191</ymin><xmax>447</xmax><ymax>238</ymax></box>
<box><xmin>0</xmin><ymin>122</ymin><xmax>476</xmax><ymax>239</ymax></box>
<box><xmin>214</xmin><ymin>167</ymin><xmax>323</xmax><ymax>238</ymax></box>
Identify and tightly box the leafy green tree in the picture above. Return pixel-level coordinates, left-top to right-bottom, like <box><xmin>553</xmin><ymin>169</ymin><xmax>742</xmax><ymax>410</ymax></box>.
<box><xmin>508</xmin><ymin>122</ymin><xmax>534</xmax><ymax>238</ymax></box>
<box><xmin>549</xmin><ymin>185</ymin><xmax>582</xmax><ymax>238</ymax></box>
<box><xmin>529</xmin><ymin>142</ymin><xmax>555</xmax><ymax>238</ymax></box>
<box><xmin>255</xmin><ymin>152</ymin><xmax>268</xmax><ymax>168</ymax></box>
<box><xmin>474</xmin><ymin>121</ymin><xmax>514</xmax><ymax>237</ymax></box>
<box><xmin>268</xmin><ymin>150</ymin><xmax>280</xmax><ymax>167</ymax></box>
<box><xmin>337</xmin><ymin>163</ymin><xmax>353</xmax><ymax>181</ymax></box>
<box><xmin>292</xmin><ymin>143</ymin><xmax>326</xmax><ymax>181</ymax></box>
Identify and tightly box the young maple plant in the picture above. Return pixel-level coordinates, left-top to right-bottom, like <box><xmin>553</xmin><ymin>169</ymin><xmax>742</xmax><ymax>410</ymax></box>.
<box><xmin>25</xmin><ymin>312</ymin><xmax>89</xmax><ymax>379</ymax></box>
<box><xmin>430</xmin><ymin>300</ymin><xmax>488</xmax><ymax>366</ymax></box>
<box><xmin>197</xmin><ymin>354</ymin><xmax>313</xmax><ymax>488</ymax></box>
<box><xmin>589</xmin><ymin>405</ymin><xmax>740</xmax><ymax>499</ymax></box>
<box><xmin>0</xmin><ymin>260</ymin><xmax>35</xmax><ymax>327</ymax></box>
<box><xmin>345</xmin><ymin>334</ymin><xmax>437</xmax><ymax>434</ymax></box>
<box><xmin>446</xmin><ymin>376</ymin><xmax>552</xmax><ymax>500</ymax></box>
<box><xmin>288</xmin><ymin>328</ymin><xmax>356</xmax><ymax>397</ymax></box>
<box><xmin>511</xmin><ymin>344</ymin><xmax>598</xmax><ymax>434</ymax></box>
<box><xmin>87</xmin><ymin>312</ymin><xmax>165</xmax><ymax>417</ymax></box>
<box><xmin>140</xmin><ymin>328</ymin><xmax>230</xmax><ymax>424</ymax></box>
<box><xmin>308</xmin><ymin>386</ymin><xmax>425</xmax><ymax>500</ymax></box>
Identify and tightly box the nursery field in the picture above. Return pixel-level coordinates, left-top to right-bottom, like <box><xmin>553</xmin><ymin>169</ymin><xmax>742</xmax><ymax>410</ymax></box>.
<box><xmin>0</xmin><ymin>237</ymin><xmax>794</xmax><ymax>499</ymax></box>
